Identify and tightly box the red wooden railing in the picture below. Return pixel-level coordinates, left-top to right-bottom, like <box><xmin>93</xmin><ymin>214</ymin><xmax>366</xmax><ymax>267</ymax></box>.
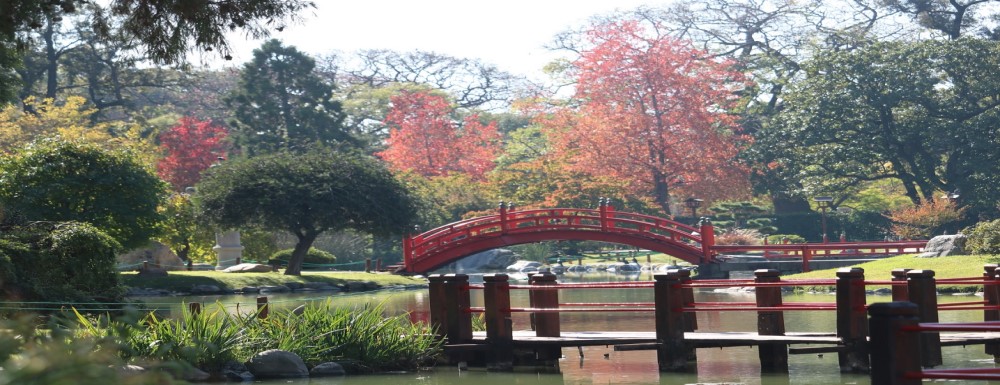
<box><xmin>403</xmin><ymin>203</ymin><xmax>928</xmax><ymax>273</ymax></box>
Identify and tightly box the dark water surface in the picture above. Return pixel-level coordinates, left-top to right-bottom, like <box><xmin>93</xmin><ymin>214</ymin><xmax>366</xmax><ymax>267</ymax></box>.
<box><xmin>139</xmin><ymin>271</ymin><xmax>998</xmax><ymax>384</ymax></box>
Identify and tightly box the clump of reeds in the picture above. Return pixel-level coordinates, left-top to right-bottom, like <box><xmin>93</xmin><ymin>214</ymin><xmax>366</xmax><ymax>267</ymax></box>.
<box><xmin>70</xmin><ymin>300</ymin><xmax>441</xmax><ymax>376</ymax></box>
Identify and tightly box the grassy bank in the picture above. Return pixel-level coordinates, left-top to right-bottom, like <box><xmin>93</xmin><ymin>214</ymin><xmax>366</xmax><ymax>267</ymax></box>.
<box><xmin>121</xmin><ymin>270</ymin><xmax>426</xmax><ymax>292</ymax></box>
<box><xmin>782</xmin><ymin>254</ymin><xmax>997</xmax><ymax>292</ymax></box>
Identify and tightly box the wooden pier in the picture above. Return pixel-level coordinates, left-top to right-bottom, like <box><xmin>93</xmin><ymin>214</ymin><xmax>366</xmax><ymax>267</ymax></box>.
<box><xmin>428</xmin><ymin>265</ymin><xmax>1000</xmax><ymax>377</ymax></box>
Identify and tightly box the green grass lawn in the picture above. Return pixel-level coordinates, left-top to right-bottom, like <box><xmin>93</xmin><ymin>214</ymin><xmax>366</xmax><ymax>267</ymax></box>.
<box><xmin>121</xmin><ymin>270</ymin><xmax>426</xmax><ymax>292</ymax></box>
<box><xmin>782</xmin><ymin>254</ymin><xmax>997</xmax><ymax>292</ymax></box>
<box><xmin>570</xmin><ymin>251</ymin><xmax>695</xmax><ymax>266</ymax></box>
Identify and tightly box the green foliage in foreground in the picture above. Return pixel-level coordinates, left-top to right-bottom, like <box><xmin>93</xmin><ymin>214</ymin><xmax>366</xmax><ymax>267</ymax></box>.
<box><xmin>0</xmin><ymin>316</ymin><xmax>181</xmax><ymax>385</ymax></box>
<box><xmin>784</xmin><ymin>254</ymin><xmax>994</xmax><ymax>292</ymax></box>
<box><xmin>74</xmin><ymin>300</ymin><xmax>440</xmax><ymax>374</ymax></box>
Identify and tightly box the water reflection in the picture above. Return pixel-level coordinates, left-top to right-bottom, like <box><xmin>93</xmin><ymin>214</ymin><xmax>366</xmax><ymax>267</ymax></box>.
<box><xmin>136</xmin><ymin>272</ymin><xmax>998</xmax><ymax>384</ymax></box>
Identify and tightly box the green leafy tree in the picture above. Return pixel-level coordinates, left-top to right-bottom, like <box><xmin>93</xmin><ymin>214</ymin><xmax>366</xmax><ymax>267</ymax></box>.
<box><xmin>195</xmin><ymin>148</ymin><xmax>416</xmax><ymax>275</ymax></box>
<box><xmin>756</xmin><ymin>39</ymin><xmax>1000</xmax><ymax>216</ymax></box>
<box><xmin>0</xmin><ymin>139</ymin><xmax>167</xmax><ymax>249</ymax></box>
<box><xmin>0</xmin><ymin>0</ymin><xmax>314</xmax><ymax>105</ymax></box>
<box><xmin>227</xmin><ymin>39</ymin><xmax>355</xmax><ymax>155</ymax></box>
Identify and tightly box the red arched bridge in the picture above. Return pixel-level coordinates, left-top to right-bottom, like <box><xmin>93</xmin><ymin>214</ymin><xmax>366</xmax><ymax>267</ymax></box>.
<box><xmin>401</xmin><ymin>202</ymin><xmax>927</xmax><ymax>274</ymax></box>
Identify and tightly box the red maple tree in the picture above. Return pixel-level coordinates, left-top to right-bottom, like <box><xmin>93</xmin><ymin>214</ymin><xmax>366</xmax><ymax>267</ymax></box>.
<box><xmin>377</xmin><ymin>90</ymin><xmax>500</xmax><ymax>179</ymax></box>
<box><xmin>542</xmin><ymin>19</ymin><xmax>751</xmax><ymax>215</ymax></box>
<box><xmin>157</xmin><ymin>117</ymin><xmax>229</xmax><ymax>191</ymax></box>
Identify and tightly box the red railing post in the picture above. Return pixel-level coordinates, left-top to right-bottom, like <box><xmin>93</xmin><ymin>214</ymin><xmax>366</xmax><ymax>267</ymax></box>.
<box><xmin>483</xmin><ymin>273</ymin><xmax>513</xmax><ymax>371</ymax></box>
<box><xmin>802</xmin><ymin>247</ymin><xmax>812</xmax><ymax>272</ymax></box>
<box><xmin>907</xmin><ymin>269</ymin><xmax>942</xmax><ymax>367</ymax></box>
<box><xmin>654</xmin><ymin>271</ymin><xmax>695</xmax><ymax>371</ymax></box>
<box><xmin>188</xmin><ymin>302</ymin><xmax>202</xmax><ymax>316</ymax></box>
<box><xmin>257</xmin><ymin>296</ymin><xmax>269</xmax><ymax>319</ymax></box>
<box><xmin>529</xmin><ymin>271</ymin><xmax>561</xmax><ymax>362</ymax></box>
<box><xmin>755</xmin><ymin>269</ymin><xmax>788</xmax><ymax>373</ymax></box>
<box><xmin>891</xmin><ymin>268</ymin><xmax>912</xmax><ymax>301</ymax></box>
<box><xmin>984</xmin><ymin>264</ymin><xmax>999</xmax><ymax>360</ymax></box>
<box><xmin>836</xmin><ymin>267</ymin><xmax>869</xmax><ymax>372</ymax></box>
<box><xmin>700</xmin><ymin>219</ymin><xmax>715</xmax><ymax>264</ymax></box>
<box><xmin>428</xmin><ymin>274</ymin><xmax>448</xmax><ymax>340</ymax></box>
<box><xmin>443</xmin><ymin>274</ymin><xmax>473</xmax><ymax>345</ymax></box>
<box><xmin>403</xmin><ymin>235</ymin><xmax>413</xmax><ymax>273</ymax></box>
<box><xmin>868</xmin><ymin>302</ymin><xmax>922</xmax><ymax>385</ymax></box>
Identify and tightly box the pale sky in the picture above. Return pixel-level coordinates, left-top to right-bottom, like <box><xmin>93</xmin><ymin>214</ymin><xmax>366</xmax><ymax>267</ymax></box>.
<box><xmin>220</xmin><ymin>0</ymin><xmax>667</xmax><ymax>79</ymax></box>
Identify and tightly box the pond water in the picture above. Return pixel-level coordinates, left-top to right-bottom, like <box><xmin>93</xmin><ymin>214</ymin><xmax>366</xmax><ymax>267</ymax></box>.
<box><xmin>138</xmin><ymin>272</ymin><xmax>998</xmax><ymax>384</ymax></box>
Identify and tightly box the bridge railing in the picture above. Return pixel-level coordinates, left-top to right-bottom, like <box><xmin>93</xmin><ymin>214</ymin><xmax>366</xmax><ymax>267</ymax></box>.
<box><xmin>406</xmin><ymin>203</ymin><xmax>704</xmax><ymax>272</ymax></box>
<box><xmin>430</xmin><ymin>265</ymin><xmax>1000</xmax><ymax>373</ymax></box>
<box><xmin>711</xmin><ymin>240</ymin><xmax>927</xmax><ymax>272</ymax></box>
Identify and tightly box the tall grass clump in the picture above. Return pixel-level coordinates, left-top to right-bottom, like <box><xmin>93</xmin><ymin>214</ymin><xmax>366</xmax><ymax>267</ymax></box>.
<box><xmin>237</xmin><ymin>300</ymin><xmax>441</xmax><ymax>372</ymax></box>
<box><xmin>74</xmin><ymin>306</ymin><xmax>244</xmax><ymax>375</ymax></box>
<box><xmin>72</xmin><ymin>300</ymin><xmax>441</xmax><ymax>375</ymax></box>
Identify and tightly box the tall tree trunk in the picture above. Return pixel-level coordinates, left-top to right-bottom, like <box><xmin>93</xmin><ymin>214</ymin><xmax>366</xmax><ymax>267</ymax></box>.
<box><xmin>285</xmin><ymin>231</ymin><xmax>318</xmax><ymax>276</ymax></box>
<box><xmin>652</xmin><ymin>168</ymin><xmax>672</xmax><ymax>216</ymax></box>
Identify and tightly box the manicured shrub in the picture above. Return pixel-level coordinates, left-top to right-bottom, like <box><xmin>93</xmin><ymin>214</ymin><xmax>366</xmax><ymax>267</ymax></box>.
<box><xmin>766</xmin><ymin>234</ymin><xmax>807</xmax><ymax>244</ymax></box>
<box><xmin>268</xmin><ymin>248</ymin><xmax>337</xmax><ymax>268</ymax></box>
<box><xmin>1</xmin><ymin>222</ymin><xmax>124</xmax><ymax>303</ymax></box>
<box><xmin>965</xmin><ymin>219</ymin><xmax>1000</xmax><ymax>255</ymax></box>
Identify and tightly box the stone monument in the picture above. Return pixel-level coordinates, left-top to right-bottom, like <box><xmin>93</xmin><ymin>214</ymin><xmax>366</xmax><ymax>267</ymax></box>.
<box><xmin>214</xmin><ymin>230</ymin><xmax>244</xmax><ymax>270</ymax></box>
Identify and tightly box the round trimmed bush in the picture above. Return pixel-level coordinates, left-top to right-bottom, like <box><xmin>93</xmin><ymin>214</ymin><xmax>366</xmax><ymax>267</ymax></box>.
<box><xmin>268</xmin><ymin>248</ymin><xmax>337</xmax><ymax>269</ymax></box>
<box><xmin>767</xmin><ymin>234</ymin><xmax>807</xmax><ymax>244</ymax></box>
<box><xmin>965</xmin><ymin>219</ymin><xmax>1000</xmax><ymax>255</ymax></box>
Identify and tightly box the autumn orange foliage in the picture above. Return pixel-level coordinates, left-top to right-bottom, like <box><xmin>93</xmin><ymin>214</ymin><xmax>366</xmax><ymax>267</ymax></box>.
<box><xmin>540</xmin><ymin>19</ymin><xmax>751</xmax><ymax>215</ymax></box>
<box><xmin>886</xmin><ymin>198</ymin><xmax>965</xmax><ymax>239</ymax></box>
<box><xmin>377</xmin><ymin>91</ymin><xmax>500</xmax><ymax>180</ymax></box>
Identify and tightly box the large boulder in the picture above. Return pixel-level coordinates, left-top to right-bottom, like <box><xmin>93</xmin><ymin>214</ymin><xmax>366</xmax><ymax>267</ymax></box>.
<box><xmin>439</xmin><ymin>249</ymin><xmax>519</xmax><ymax>273</ymax></box>
<box><xmin>245</xmin><ymin>350</ymin><xmax>309</xmax><ymax>379</ymax></box>
<box><xmin>118</xmin><ymin>241</ymin><xmax>186</xmax><ymax>270</ymax></box>
<box><xmin>223</xmin><ymin>263</ymin><xmax>273</xmax><ymax>273</ymax></box>
<box><xmin>918</xmin><ymin>234</ymin><xmax>968</xmax><ymax>258</ymax></box>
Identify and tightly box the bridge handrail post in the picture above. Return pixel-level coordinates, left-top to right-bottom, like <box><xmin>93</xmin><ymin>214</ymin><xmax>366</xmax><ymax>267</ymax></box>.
<box><xmin>654</xmin><ymin>271</ymin><xmax>695</xmax><ymax>371</ymax></box>
<box><xmin>907</xmin><ymin>269</ymin><xmax>942</xmax><ymax>367</ymax></box>
<box><xmin>529</xmin><ymin>271</ymin><xmax>561</xmax><ymax>362</ymax></box>
<box><xmin>836</xmin><ymin>267</ymin><xmax>869</xmax><ymax>372</ymax></box>
<box><xmin>868</xmin><ymin>302</ymin><xmax>922</xmax><ymax>385</ymax></box>
<box><xmin>483</xmin><ymin>273</ymin><xmax>513</xmax><ymax>371</ymax></box>
<box><xmin>699</xmin><ymin>218</ymin><xmax>715</xmax><ymax>263</ymax></box>
<box><xmin>891</xmin><ymin>268</ymin><xmax>912</xmax><ymax>301</ymax></box>
<box><xmin>403</xmin><ymin>235</ymin><xmax>413</xmax><ymax>273</ymax></box>
<box><xmin>428</xmin><ymin>275</ymin><xmax>448</xmax><ymax>341</ymax></box>
<box><xmin>801</xmin><ymin>247</ymin><xmax>812</xmax><ymax>272</ymax></box>
<box><xmin>443</xmin><ymin>274</ymin><xmax>473</xmax><ymax>345</ymax></box>
<box><xmin>754</xmin><ymin>269</ymin><xmax>788</xmax><ymax>373</ymax></box>
<box><xmin>984</xmin><ymin>265</ymin><xmax>1000</xmax><ymax>359</ymax></box>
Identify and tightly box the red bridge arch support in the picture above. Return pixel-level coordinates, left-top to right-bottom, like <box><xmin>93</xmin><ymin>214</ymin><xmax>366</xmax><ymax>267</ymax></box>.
<box><xmin>402</xmin><ymin>202</ymin><xmax>715</xmax><ymax>274</ymax></box>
